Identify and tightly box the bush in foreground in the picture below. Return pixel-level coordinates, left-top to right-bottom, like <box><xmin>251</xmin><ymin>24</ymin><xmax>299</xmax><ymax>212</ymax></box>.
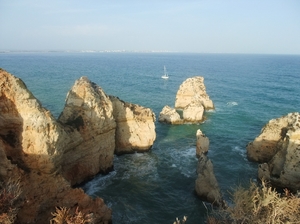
<box><xmin>50</xmin><ymin>206</ymin><xmax>93</xmax><ymax>224</ymax></box>
<box><xmin>207</xmin><ymin>180</ymin><xmax>300</xmax><ymax>224</ymax></box>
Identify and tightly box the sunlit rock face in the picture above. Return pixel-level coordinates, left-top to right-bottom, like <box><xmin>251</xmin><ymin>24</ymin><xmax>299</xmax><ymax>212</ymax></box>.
<box><xmin>175</xmin><ymin>76</ymin><xmax>214</xmax><ymax>110</ymax></box>
<box><xmin>0</xmin><ymin>70</ymin><xmax>112</xmax><ymax>223</ymax></box>
<box><xmin>110</xmin><ymin>96</ymin><xmax>156</xmax><ymax>154</ymax></box>
<box><xmin>159</xmin><ymin>76</ymin><xmax>214</xmax><ymax>124</ymax></box>
<box><xmin>248</xmin><ymin>112</ymin><xmax>300</xmax><ymax>191</ymax></box>
<box><xmin>158</xmin><ymin>105</ymin><xmax>182</xmax><ymax>124</ymax></box>
<box><xmin>195</xmin><ymin>153</ymin><xmax>223</xmax><ymax>206</ymax></box>
<box><xmin>246</xmin><ymin>115</ymin><xmax>289</xmax><ymax>163</ymax></box>
<box><xmin>182</xmin><ymin>101</ymin><xmax>204</xmax><ymax>123</ymax></box>
<box><xmin>0</xmin><ymin>69</ymin><xmax>65</xmax><ymax>174</ymax></box>
<box><xmin>58</xmin><ymin>76</ymin><xmax>116</xmax><ymax>185</ymax></box>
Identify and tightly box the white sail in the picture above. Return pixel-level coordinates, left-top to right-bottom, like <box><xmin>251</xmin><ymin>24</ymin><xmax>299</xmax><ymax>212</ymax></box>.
<box><xmin>161</xmin><ymin>65</ymin><xmax>169</xmax><ymax>79</ymax></box>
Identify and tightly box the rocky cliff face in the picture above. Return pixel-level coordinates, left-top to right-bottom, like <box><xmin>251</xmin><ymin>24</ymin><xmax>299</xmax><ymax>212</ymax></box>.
<box><xmin>0</xmin><ymin>69</ymin><xmax>156</xmax><ymax>223</ymax></box>
<box><xmin>110</xmin><ymin>96</ymin><xmax>156</xmax><ymax>154</ymax></box>
<box><xmin>159</xmin><ymin>76</ymin><xmax>214</xmax><ymax>124</ymax></box>
<box><xmin>247</xmin><ymin>112</ymin><xmax>300</xmax><ymax>191</ymax></box>
<box><xmin>58</xmin><ymin>76</ymin><xmax>116</xmax><ymax>185</ymax></box>
<box><xmin>0</xmin><ymin>70</ymin><xmax>112</xmax><ymax>223</ymax></box>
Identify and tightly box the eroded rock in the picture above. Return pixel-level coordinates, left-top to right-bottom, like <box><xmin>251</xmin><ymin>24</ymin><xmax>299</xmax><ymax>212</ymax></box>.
<box><xmin>195</xmin><ymin>153</ymin><xmax>223</xmax><ymax>206</ymax></box>
<box><xmin>110</xmin><ymin>96</ymin><xmax>156</xmax><ymax>154</ymax></box>
<box><xmin>158</xmin><ymin>105</ymin><xmax>182</xmax><ymax>124</ymax></box>
<box><xmin>175</xmin><ymin>76</ymin><xmax>214</xmax><ymax>110</ymax></box>
<box><xmin>249</xmin><ymin>112</ymin><xmax>300</xmax><ymax>191</ymax></box>
<box><xmin>196</xmin><ymin>129</ymin><xmax>209</xmax><ymax>156</ymax></box>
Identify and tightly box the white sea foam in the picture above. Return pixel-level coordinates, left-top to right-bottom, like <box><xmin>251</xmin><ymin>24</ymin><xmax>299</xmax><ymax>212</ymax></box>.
<box><xmin>227</xmin><ymin>101</ymin><xmax>238</xmax><ymax>106</ymax></box>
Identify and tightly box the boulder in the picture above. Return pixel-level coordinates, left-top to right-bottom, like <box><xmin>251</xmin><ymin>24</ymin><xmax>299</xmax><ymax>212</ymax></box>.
<box><xmin>158</xmin><ymin>105</ymin><xmax>182</xmax><ymax>124</ymax></box>
<box><xmin>250</xmin><ymin>112</ymin><xmax>300</xmax><ymax>191</ymax></box>
<box><xmin>110</xmin><ymin>96</ymin><xmax>156</xmax><ymax>154</ymax></box>
<box><xmin>0</xmin><ymin>70</ymin><xmax>112</xmax><ymax>223</ymax></box>
<box><xmin>196</xmin><ymin>129</ymin><xmax>209</xmax><ymax>156</ymax></box>
<box><xmin>175</xmin><ymin>76</ymin><xmax>214</xmax><ymax>110</ymax></box>
<box><xmin>195</xmin><ymin>153</ymin><xmax>223</xmax><ymax>206</ymax></box>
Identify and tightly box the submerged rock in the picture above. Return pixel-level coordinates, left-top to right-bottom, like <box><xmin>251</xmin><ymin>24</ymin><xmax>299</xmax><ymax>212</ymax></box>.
<box><xmin>249</xmin><ymin>112</ymin><xmax>300</xmax><ymax>191</ymax></box>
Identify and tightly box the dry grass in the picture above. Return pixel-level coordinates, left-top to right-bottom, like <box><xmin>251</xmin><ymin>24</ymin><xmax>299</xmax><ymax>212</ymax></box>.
<box><xmin>173</xmin><ymin>216</ymin><xmax>187</xmax><ymax>224</ymax></box>
<box><xmin>50</xmin><ymin>206</ymin><xmax>94</xmax><ymax>224</ymax></box>
<box><xmin>207</xmin><ymin>180</ymin><xmax>300</xmax><ymax>224</ymax></box>
<box><xmin>0</xmin><ymin>178</ymin><xmax>22</xmax><ymax>224</ymax></box>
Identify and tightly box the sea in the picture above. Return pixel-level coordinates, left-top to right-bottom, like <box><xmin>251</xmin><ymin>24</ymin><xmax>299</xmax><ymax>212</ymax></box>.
<box><xmin>1</xmin><ymin>52</ymin><xmax>300</xmax><ymax>223</ymax></box>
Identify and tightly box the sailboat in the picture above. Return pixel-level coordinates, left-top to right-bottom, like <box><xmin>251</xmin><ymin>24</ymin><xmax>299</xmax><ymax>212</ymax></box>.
<box><xmin>161</xmin><ymin>65</ymin><xmax>169</xmax><ymax>79</ymax></box>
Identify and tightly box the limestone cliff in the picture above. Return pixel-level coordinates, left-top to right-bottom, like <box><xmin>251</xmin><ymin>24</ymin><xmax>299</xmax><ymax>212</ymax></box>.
<box><xmin>58</xmin><ymin>76</ymin><xmax>116</xmax><ymax>185</ymax></box>
<box><xmin>0</xmin><ymin>70</ymin><xmax>112</xmax><ymax>223</ymax></box>
<box><xmin>110</xmin><ymin>96</ymin><xmax>156</xmax><ymax>154</ymax></box>
<box><xmin>248</xmin><ymin>112</ymin><xmax>300</xmax><ymax>191</ymax></box>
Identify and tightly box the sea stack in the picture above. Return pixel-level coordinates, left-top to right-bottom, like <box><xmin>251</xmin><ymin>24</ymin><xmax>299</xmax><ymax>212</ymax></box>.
<box><xmin>159</xmin><ymin>76</ymin><xmax>214</xmax><ymax>124</ymax></box>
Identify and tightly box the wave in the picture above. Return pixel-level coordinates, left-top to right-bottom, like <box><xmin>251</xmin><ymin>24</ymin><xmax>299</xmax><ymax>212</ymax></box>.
<box><xmin>227</xmin><ymin>101</ymin><xmax>238</xmax><ymax>106</ymax></box>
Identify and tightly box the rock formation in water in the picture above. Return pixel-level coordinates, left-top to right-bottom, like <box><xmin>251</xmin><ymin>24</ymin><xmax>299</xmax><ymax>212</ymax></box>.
<box><xmin>158</xmin><ymin>105</ymin><xmax>182</xmax><ymax>124</ymax></box>
<box><xmin>58</xmin><ymin>76</ymin><xmax>117</xmax><ymax>185</ymax></box>
<box><xmin>0</xmin><ymin>70</ymin><xmax>112</xmax><ymax>223</ymax></box>
<box><xmin>175</xmin><ymin>76</ymin><xmax>214</xmax><ymax>110</ymax></box>
<box><xmin>247</xmin><ymin>112</ymin><xmax>300</xmax><ymax>191</ymax></box>
<box><xmin>195</xmin><ymin>153</ymin><xmax>223</xmax><ymax>206</ymax></box>
<box><xmin>196</xmin><ymin>129</ymin><xmax>209</xmax><ymax>156</ymax></box>
<box><xmin>0</xmin><ymin>69</ymin><xmax>156</xmax><ymax>223</ymax></box>
<box><xmin>110</xmin><ymin>96</ymin><xmax>156</xmax><ymax>154</ymax></box>
<box><xmin>159</xmin><ymin>76</ymin><xmax>214</xmax><ymax>124</ymax></box>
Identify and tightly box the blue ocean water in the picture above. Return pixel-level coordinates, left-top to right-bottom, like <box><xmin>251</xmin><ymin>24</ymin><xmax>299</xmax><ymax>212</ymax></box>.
<box><xmin>1</xmin><ymin>52</ymin><xmax>300</xmax><ymax>223</ymax></box>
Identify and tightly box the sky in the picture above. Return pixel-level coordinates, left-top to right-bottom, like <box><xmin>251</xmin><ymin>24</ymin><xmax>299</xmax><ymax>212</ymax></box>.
<box><xmin>1</xmin><ymin>0</ymin><xmax>300</xmax><ymax>54</ymax></box>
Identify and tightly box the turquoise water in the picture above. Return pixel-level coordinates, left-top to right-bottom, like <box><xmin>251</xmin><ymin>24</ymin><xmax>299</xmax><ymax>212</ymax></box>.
<box><xmin>1</xmin><ymin>53</ymin><xmax>300</xmax><ymax>223</ymax></box>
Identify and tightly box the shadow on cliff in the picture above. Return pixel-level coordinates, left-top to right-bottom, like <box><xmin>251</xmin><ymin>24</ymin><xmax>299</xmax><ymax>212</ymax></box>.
<box><xmin>0</xmin><ymin>95</ymin><xmax>30</xmax><ymax>173</ymax></box>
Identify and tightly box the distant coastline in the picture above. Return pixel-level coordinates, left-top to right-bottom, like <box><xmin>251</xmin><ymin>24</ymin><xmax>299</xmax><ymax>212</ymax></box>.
<box><xmin>1</xmin><ymin>50</ymin><xmax>299</xmax><ymax>55</ymax></box>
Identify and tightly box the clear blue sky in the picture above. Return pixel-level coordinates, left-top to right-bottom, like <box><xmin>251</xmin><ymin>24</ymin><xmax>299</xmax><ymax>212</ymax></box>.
<box><xmin>1</xmin><ymin>0</ymin><xmax>300</xmax><ymax>54</ymax></box>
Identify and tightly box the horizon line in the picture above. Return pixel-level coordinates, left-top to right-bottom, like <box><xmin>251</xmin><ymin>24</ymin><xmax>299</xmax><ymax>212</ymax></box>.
<box><xmin>0</xmin><ymin>49</ymin><xmax>299</xmax><ymax>56</ymax></box>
